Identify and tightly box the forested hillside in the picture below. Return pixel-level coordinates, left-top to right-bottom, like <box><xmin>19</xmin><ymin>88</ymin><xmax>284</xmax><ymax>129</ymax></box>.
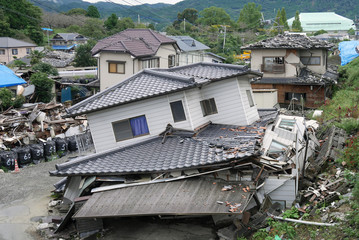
<box><xmin>30</xmin><ymin>0</ymin><xmax>358</xmax><ymax>24</ymax></box>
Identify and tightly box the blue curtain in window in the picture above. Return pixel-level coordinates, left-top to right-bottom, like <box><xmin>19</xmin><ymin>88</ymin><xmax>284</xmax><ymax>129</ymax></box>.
<box><xmin>130</xmin><ymin>116</ymin><xmax>149</xmax><ymax>136</ymax></box>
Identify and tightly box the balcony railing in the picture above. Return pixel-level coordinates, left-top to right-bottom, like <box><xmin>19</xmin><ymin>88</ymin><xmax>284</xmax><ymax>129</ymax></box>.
<box><xmin>261</xmin><ymin>63</ymin><xmax>285</xmax><ymax>73</ymax></box>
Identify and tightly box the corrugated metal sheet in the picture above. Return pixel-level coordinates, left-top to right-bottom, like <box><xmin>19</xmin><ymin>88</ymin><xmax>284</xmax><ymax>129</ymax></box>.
<box><xmin>73</xmin><ymin>178</ymin><xmax>254</xmax><ymax>219</ymax></box>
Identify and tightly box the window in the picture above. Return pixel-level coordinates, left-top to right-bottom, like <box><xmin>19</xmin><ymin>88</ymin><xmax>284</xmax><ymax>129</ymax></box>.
<box><xmin>300</xmin><ymin>56</ymin><xmax>321</xmax><ymax>65</ymax></box>
<box><xmin>285</xmin><ymin>92</ymin><xmax>306</xmax><ymax>101</ymax></box>
<box><xmin>278</xmin><ymin>119</ymin><xmax>296</xmax><ymax>131</ymax></box>
<box><xmin>0</xmin><ymin>49</ymin><xmax>5</xmax><ymax>55</ymax></box>
<box><xmin>26</xmin><ymin>48</ymin><xmax>32</xmax><ymax>54</ymax></box>
<box><xmin>262</xmin><ymin>57</ymin><xmax>285</xmax><ymax>73</ymax></box>
<box><xmin>246</xmin><ymin>90</ymin><xmax>254</xmax><ymax>107</ymax></box>
<box><xmin>12</xmin><ymin>49</ymin><xmax>18</xmax><ymax>55</ymax></box>
<box><xmin>168</xmin><ymin>55</ymin><xmax>175</xmax><ymax>68</ymax></box>
<box><xmin>112</xmin><ymin>115</ymin><xmax>149</xmax><ymax>142</ymax></box>
<box><xmin>108</xmin><ymin>61</ymin><xmax>125</xmax><ymax>74</ymax></box>
<box><xmin>268</xmin><ymin>140</ymin><xmax>287</xmax><ymax>154</ymax></box>
<box><xmin>142</xmin><ymin>58</ymin><xmax>159</xmax><ymax>69</ymax></box>
<box><xmin>170</xmin><ymin>100</ymin><xmax>186</xmax><ymax>122</ymax></box>
<box><xmin>200</xmin><ymin>98</ymin><xmax>218</xmax><ymax>116</ymax></box>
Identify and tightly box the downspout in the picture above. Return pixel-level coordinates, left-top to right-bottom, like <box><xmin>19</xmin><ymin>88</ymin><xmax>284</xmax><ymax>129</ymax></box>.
<box><xmin>133</xmin><ymin>58</ymin><xmax>135</xmax><ymax>74</ymax></box>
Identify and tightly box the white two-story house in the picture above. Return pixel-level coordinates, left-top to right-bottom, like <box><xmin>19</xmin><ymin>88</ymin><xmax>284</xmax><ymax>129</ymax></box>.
<box><xmin>92</xmin><ymin>29</ymin><xmax>180</xmax><ymax>91</ymax></box>
<box><xmin>65</xmin><ymin>62</ymin><xmax>261</xmax><ymax>152</ymax></box>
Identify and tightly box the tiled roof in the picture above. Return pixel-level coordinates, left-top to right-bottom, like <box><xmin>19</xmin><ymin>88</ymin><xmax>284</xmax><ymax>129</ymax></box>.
<box><xmin>51</xmin><ymin>33</ymin><xmax>87</xmax><ymax>42</ymax></box>
<box><xmin>0</xmin><ymin>37</ymin><xmax>36</xmax><ymax>48</ymax></box>
<box><xmin>50</xmin><ymin>121</ymin><xmax>273</xmax><ymax>177</ymax></box>
<box><xmin>168</xmin><ymin>36</ymin><xmax>210</xmax><ymax>52</ymax></box>
<box><xmin>242</xmin><ymin>34</ymin><xmax>334</xmax><ymax>50</ymax></box>
<box><xmin>91</xmin><ymin>29</ymin><xmax>176</xmax><ymax>57</ymax></box>
<box><xmin>66</xmin><ymin>62</ymin><xmax>262</xmax><ymax>116</ymax></box>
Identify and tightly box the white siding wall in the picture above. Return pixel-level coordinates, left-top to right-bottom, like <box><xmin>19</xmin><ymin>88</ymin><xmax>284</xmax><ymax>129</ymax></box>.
<box><xmin>263</xmin><ymin>178</ymin><xmax>296</xmax><ymax>208</ymax></box>
<box><xmin>253</xmin><ymin>89</ymin><xmax>278</xmax><ymax>108</ymax></box>
<box><xmin>155</xmin><ymin>44</ymin><xmax>178</xmax><ymax>68</ymax></box>
<box><xmin>88</xmin><ymin>76</ymin><xmax>260</xmax><ymax>152</ymax></box>
<box><xmin>299</xmin><ymin>49</ymin><xmax>326</xmax><ymax>74</ymax></box>
<box><xmin>87</xmin><ymin>92</ymin><xmax>193</xmax><ymax>152</ymax></box>
<box><xmin>178</xmin><ymin>51</ymin><xmax>204</xmax><ymax>66</ymax></box>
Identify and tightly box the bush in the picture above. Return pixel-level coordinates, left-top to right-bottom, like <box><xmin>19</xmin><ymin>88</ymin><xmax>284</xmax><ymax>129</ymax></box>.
<box><xmin>336</xmin><ymin>134</ymin><xmax>359</xmax><ymax>169</ymax></box>
<box><xmin>30</xmin><ymin>72</ymin><xmax>54</xmax><ymax>103</ymax></box>
<box><xmin>0</xmin><ymin>88</ymin><xmax>14</xmax><ymax>110</ymax></box>
<box><xmin>32</xmin><ymin>62</ymin><xmax>59</xmax><ymax>76</ymax></box>
<box><xmin>336</xmin><ymin>118</ymin><xmax>359</xmax><ymax>134</ymax></box>
<box><xmin>13</xmin><ymin>95</ymin><xmax>25</xmax><ymax>108</ymax></box>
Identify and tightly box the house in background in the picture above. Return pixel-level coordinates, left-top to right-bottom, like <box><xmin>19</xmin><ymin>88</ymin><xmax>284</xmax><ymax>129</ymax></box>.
<box><xmin>65</xmin><ymin>62</ymin><xmax>261</xmax><ymax>152</ymax></box>
<box><xmin>287</xmin><ymin>12</ymin><xmax>355</xmax><ymax>33</ymax></box>
<box><xmin>50</xmin><ymin>33</ymin><xmax>88</xmax><ymax>51</ymax></box>
<box><xmin>242</xmin><ymin>34</ymin><xmax>337</xmax><ymax>108</ymax></box>
<box><xmin>168</xmin><ymin>36</ymin><xmax>226</xmax><ymax>65</ymax></box>
<box><xmin>92</xmin><ymin>29</ymin><xmax>180</xmax><ymax>91</ymax></box>
<box><xmin>0</xmin><ymin>37</ymin><xmax>36</xmax><ymax>65</ymax></box>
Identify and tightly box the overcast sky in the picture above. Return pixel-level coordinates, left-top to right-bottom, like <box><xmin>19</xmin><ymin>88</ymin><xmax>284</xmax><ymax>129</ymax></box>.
<box><xmin>83</xmin><ymin>0</ymin><xmax>183</xmax><ymax>5</ymax></box>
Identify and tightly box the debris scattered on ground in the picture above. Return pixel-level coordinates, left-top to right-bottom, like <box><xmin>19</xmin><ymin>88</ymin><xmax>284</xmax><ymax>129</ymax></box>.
<box><xmin>42</xmin><ymin>51</ymin><xmax>75</xmax><ymax>68</ymax></box>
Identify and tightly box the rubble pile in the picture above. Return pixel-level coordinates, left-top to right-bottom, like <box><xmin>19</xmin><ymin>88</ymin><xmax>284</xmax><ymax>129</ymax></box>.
<box><xmin>0</xmin><ymin>102</ymin><xmax>92</xmax><ymax>171</ymax></box>
<box><xmin>42</xmin><ymin>51</ymin><xmax>75</xmax><ymax>68</ymax></box>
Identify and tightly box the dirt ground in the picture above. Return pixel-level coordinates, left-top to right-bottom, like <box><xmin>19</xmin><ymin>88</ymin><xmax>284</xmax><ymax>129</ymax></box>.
<box><xmin>0</xmin><ymin>151</ymin><xmax>92</xmax><ymax>240</ymax></box>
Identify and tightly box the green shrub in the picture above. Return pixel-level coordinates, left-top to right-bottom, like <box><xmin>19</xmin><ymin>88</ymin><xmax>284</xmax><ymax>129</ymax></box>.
<box><xmin>13</xmin><ymin>95</ymin><xmax>25</xmax><ymax>108</ymax></box>
<box><xmin>336</xmin><ymin>134</ymin><xmax>359</xmax><ymax>169</ymax></box>
<box><xmin>32</xmin><ymin>62</ymin><xmax>59</xmax><ymax>76</ymax></box>
<box><xmin>0</xmin><ymin>88</ymin><xmax>14</xmax><ymax>110</ymax></box>
<box><xmin>30</xmin><ymin>72</ymin><xmax>54</xmax><ymax>103</ymax></box>
<box><xmin>336</xmin><ymin>118</ymin><xmax>359</xmax><ymax>134</ymax></box>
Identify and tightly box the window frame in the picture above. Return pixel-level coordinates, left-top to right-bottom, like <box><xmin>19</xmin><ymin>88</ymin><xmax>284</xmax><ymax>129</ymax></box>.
<box><xmin>112</xmin><ymin>115</ymin><xmax>149</xmax><ymax>142</ymax></box>
<box><xmin>300</xmin><ymin>56</ymin><xmax>321</xmax><ymax>66</ymax></box>
<box><xmin>0</xmin><ymin>49</ymin><xmax>5</xmax><ymax>55</ymax></box>
<box><xmin>108</xmin><ymin>61</ymin><xmax>126</xmax><ymax>74</ymax></box>
<box><xmin>141</xmin><ymin>57</ymin><xmax>160</xmax><ymax>69</ymax></box>
<box><xmin>168</xmin><ymin>54</ymin><xmax>175</xmax><ymax>68</ymax></box>
<box><xmin>285</xmin><ymin>92</ymin><xmax>306</xmax><ymax>101</ymax></box>
<box><xmin>26</xmin><ymin>48</ymin><xmax>32</xmax><ymax>54</ymax></box>
<box><xmin>246</xmin><ymin>90</ymin><xmax>255</xmax><ymax>107</ymax></box>
<box><xmin>262</xmin><ymin>56</ymin><xmax>285</xmax><ymax>73</ymax></box>
<box><xmin>170</xmin><ymin>100</ymin><xmax>187</xmax><ymax>122</ymax></box>
<box><xmin>12</xmin><ymin>49</ymin><xmax>18</xmax><ymax>55</ymax></box>
<box><xmin>200</xmin><ymin>98</ymin><xmax>218</xmax><ymax>117</ymax></box>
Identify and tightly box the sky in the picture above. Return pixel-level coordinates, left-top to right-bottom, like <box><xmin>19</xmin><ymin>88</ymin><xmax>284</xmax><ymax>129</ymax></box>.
<box><xmin>83</xmin><ymin>0</ymin><xmax>183</xmax><ymax>5</ymax></box>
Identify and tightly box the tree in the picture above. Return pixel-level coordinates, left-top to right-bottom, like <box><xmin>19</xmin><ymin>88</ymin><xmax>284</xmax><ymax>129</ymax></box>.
<box><xmin>104</xmin><ymin>13</ymin><xmax>118</xmax><ymax>30</ymax></box>
<box><xmin>0</xmin><ymin>9</ymin><xmax>11</xmax><ymax>37</ymax></box>
<box><xmin>117</xmin><ymin>17</ymin><xmax>135</xmax><ymax>32</ymax></box>
<box><xmin>177</xmin><ymin>8</ymin><xmax>198</xmax><ymax>24</ymax></box>
<box><xmin>197</xmin><ymin>7</ymin><xmax>232</xmax><ymax>26</ymax></box>
<box><xmin>291</xmin><ymin>11</ymin><xmax>303</xmax><ymax>32</ymax></box>
<box><xmin>238</xmin><ymin>3</ymin><xmax>262</xmax><ymax>30</ymax></box>
<box><xmin>66</xmin><ymin>8</ymin><xmax>87</xmax><ymax>16</ymax></box>
<box><xmin>32</xmin><ymin>63</ymin><xmax>59</xmax><ymax>76</ymax></box>
<box><xmin>30</xmin><ymin>72</ymin><xmax>54</xmax><ymax>103</ymax></box>
<box><xmin>86</xmin><ymin>5</ymin><xmax>100</xmax><ymax>18</ymax></box>
<box><xmin>74</xmin><ymin>41</ymin><xmax>97</xmax><ymax>67</ymax></box>
<box><xmin>79</xmin><ymin>18</ymin><xmax>106</xmax><ymax>40</ymax></box>
<box><xmin>280</xmin><ymin>8</ymin><xmax>289</xmax><ymax>30</ymax></box>
<box><xmin>0</xmin><ymin>88</ymin><xmax>14</xmax><ymax>110</ymax></box>
<box><xmin>148</xmin><ymin>23</ymin><xmax>155</xmax><ymax>30</ymax></box>
<box><xmin>13</xmin><ymin>59</ymin><xmax>27</xmax><ymax>69</ymax></box>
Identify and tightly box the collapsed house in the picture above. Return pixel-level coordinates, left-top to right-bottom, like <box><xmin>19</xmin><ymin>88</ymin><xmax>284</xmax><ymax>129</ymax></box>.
<box><xmin>47</xmin><ymin>62</ymin><xmax>322</xmax><ymax>238</ymax></box>
<box><xmin>242</xmin><ymin>33</ymin><xmax>338</xmax><ymax>108</ymax></box>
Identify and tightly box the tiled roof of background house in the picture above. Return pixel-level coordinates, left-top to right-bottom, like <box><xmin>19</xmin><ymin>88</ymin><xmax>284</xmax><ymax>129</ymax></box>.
<box><xmin>91</xmin><ymin>29</ymin><xmax>177</xmax><ymax>56</ymax></box>
<box><xmin>50</xmin><ymin>33</ymin><xmax>87</xmax><ymax>42</ymax></box>
<box><xmin>168</xmin><ymin>36</ymin><xmax>210</xmax><ymax>52</ymax></box>
<box><xmin>65</xmin><ymin>62</ymin><xmax>262</xmax><ymax>117</ymax></box>
<box><xmin>242</xmin><ymin>34</ymin><xmax>334</xmax><ymax>50</ymax></box>
<box><xmin>0</xmin><ymin>37</ymin><xmax>36</xmax><ymax>48</ymax></box>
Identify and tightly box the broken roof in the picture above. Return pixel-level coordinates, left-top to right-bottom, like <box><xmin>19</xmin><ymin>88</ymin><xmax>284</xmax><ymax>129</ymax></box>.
<box><xmin>252</xmin><ymin>68</ymin><xmax>337</xmax><ymax>86</ymax></box>
<box><xmin>91</xmin><ymin>29</ymin><xmax>176</xmax><ymax>57</ymax></box>
<box><xmin>0</xmin><ymin>37</ymin><xmax>36</xmax><ymax>48</ymax></box>
<box><xmin>65</xmin><ymin>62</ymin><xmax>262</xmax><ymax>117</ymax></box>
<box><xmin>242</xmin><ymin>34</ymin><xmax>334</xmax><ymax>50</ymax></box>
<box><xmin>168</xmin><ymin>35</ymin><xmax>210</xmax><ymax>52</ymax></box>
<box><xmin>73</xmin><ymin>178</ymin><xmax>254</xmax><ymax>218</ymax></box>
<box><xmin>50</xmin><ymin>120</ymin><xmax>272</xmax><ymax>177</ymax></box>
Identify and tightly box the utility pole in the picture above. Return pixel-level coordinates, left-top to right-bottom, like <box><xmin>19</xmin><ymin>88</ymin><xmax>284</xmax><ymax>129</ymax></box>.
<box><xmin>355</xmin><ymin>16</ymin><xmax>359</xmax><ymax>40</ymax></box>
<box><xmin>184</xmin><ymin>18</ymin><xmax>186</xmax><ymax>32</ymax></box>
<box><xmin>138</xmin><ymin>14</ymin><xmax>140</xmax><ymax>24</ymax></box>
<box><xmin>222</xmin><ymin>25</ymin><xmax>227</xmax><ymax>51</ymax></box>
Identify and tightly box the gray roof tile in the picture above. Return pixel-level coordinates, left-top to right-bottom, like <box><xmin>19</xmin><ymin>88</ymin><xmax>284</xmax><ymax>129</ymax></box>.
<box><xmin>50</xmin><ymin>119</ymin><xmax>276</xmax><ymax>177</ymax></box>
<box><xmin>0</xmin><ymin>37</ymin><xmax>36</xmax><ymax>48</ymax></box>
<box><xmin>66</xmin><ymin>62</ymin><xmax>262</xmax><ymax>117</ymax></box>
<box><xmin>242</xmin><ymin>34</ymin><xmax>334</xmax><ymax>50</ymax></box>
<box><xmin>168</xmin><ymin>36</ymin><xmax>210</xmax><ymax>52</ymax></box>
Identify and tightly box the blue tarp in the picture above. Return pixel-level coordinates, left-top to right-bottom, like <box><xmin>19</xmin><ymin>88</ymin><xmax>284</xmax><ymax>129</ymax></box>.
<box><xmin>61</xmin><ymin>87</ymin><xmax>72</xmax><ymax>103</ymax></box>
<box><xmin>0</xmin><ymin>65</ymin><xmax>26</xmax><ymax>88</ymax></box>
<box><xmin>41</xmin><ymin>27</ymin><xmax>53</xmax><ymax>31</ymax></box>
<box><xmin>339</xmin><ymin>41</ymin><xmax>359</xmax><ymax>66</ymax></box>
<box><xmin>52</xmin><ymin>44</ymin><xmax>77</xmax><ymax>50</ymax></box>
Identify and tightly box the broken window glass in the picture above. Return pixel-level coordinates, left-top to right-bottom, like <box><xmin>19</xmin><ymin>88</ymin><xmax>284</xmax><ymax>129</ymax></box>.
<box><xmin>268</xmin><ymin>140</ymin><xmax>287</xmax><ymax>154</ymax></box>
<box><xmin>262</xmin><ymin>57</ymin><xmax>285</xmax><ymax>73</ymax></box>
<box><xmin>285</xmin><ymin>92</ymin><xmax>306</xmax><ymax>101</ymax></box>
<box><xmin>278</xmin><ymin>119</ymin><xmax>296</xmax><ymax>131</ymax></box>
